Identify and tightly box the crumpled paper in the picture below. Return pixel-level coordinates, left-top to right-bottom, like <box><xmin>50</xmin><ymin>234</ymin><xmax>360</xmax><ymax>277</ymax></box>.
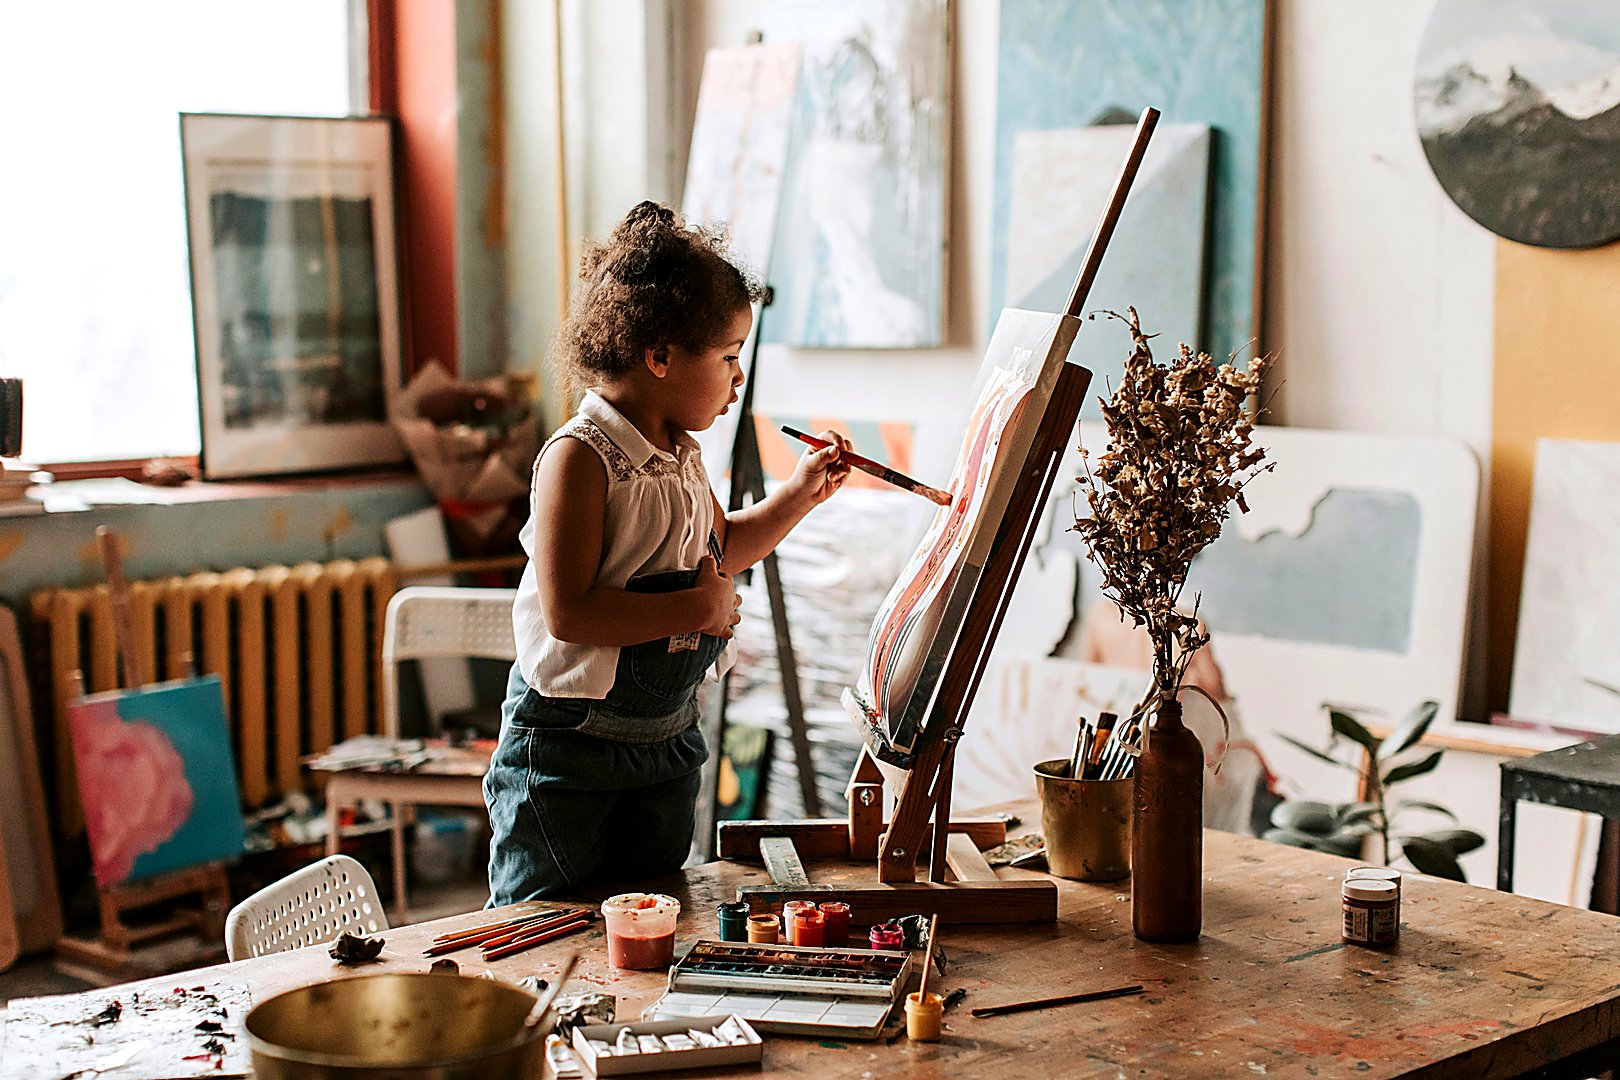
<box><xmin>390</xmin><ymin>363</ymin><xmax>541</xmax><ymax>553</ymax></box>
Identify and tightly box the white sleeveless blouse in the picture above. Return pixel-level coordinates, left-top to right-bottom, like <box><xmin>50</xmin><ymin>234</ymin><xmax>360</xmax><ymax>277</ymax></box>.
<box><xmin>513</xmin><ymin>390</ymin><xmax>733</xmax><ymax>697</ymax></box>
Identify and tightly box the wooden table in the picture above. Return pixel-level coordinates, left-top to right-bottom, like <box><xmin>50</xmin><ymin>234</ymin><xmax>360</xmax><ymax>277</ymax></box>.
<box><xmin>104</xmin><ymin>819</ymin><xmax>1620</xmax><ymax>1077</ymax></box>
<box><xmin>320</xmin><ymin>746</ymin><xmax>491</xmax><ymax>922</ymax></box>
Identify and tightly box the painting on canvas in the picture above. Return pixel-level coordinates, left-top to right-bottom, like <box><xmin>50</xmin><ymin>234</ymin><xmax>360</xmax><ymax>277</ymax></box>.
<box><xmin>993</xmin><ymin>0</ymin><xmax>1266</xmax><ymax>367</ymax></box>
<box><xmin>681</xmin><ymin>42</ymin><xmax>803</xmax><ymax>493</ymax></box>
<box><xmin>1511</xmin><ymin>439</ymin><xmax>1620</xmax><ymax>731</ymax></box>
<box><xmin>68</xmin><ymin>676</ymin><xmax>246</xmax><ymax>886</ymax></box>
<box><xmin>1417</xmin><ymin>0</ymin><xmax>1620</xmax><ymax>249</ymax></box>
<box><xmin>754</xmin><ymin>0</ymin><xmax>949</xmax><ymax>349</ymax></box>
<box><xmin>1004</xmin><ymin>123</ymin><xmax>1210</xmax><ymax>417</ymax></box>
<box><xmin>855</xmin><ymin>309</ymin><xmax>1078</xmax><ymax>752</ymax></box>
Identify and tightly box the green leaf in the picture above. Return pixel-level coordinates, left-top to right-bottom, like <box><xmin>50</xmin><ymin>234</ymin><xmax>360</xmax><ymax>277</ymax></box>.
<box><xmin>1336</xmin><ymin>802</ymin><xmax>1382</xmax><ymax>827</ymax></box>
<box><xmin>1377</xmin><ymin>700</ymin><xmax>1438</xmax><ymax>761</ymax></box>
<box><xmin>1262</xmin><ymin>827</ymin><xmax>1326</xmax><ymax>850</ymax></box>
<box><xmin>1423</xmin><ymin>828</ymin><xmax>1485</xmax><ymax>855</ymax></box>
<box><xmin>1320</xmin><ymin>829</ymin><xmax>1371</xmax><ymax>858</ymax></box>
<box><xmin>1400</xmin><ymin>835</ymin><xmax>1467</xmax><ymax>882</ymax></box>
<box><xmin>1270</xmin><ymin>801</ymin><xmax>1338</xmax><ymax>835</ymax></box>
<box><xmin>1383</xmin><ymin>751</ymin><xmax>1444</xmax><ymax>786</ymax></box>
<box><xmin>1328</xmin><ymin>709</ymin><xmax>1380</xmax><ymax>754</ymax></box>
<box><xmin>1278</xmin><ymin>734</ymin><xmax>1355</xmax><ymax>771</ymax></box>
<box><xmin>1393</xmin><ymin>800</ymin><xmax>1457</xmax><ymax>820</ymax></box>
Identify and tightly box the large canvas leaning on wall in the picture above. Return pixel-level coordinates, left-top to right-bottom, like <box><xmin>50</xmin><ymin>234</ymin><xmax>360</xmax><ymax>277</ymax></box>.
<box><xmin>1511</xmin><ymin>439</ymin><xmax>1620</xmax><ymax>732</ymax></box>
<box><xmin>752</xmin><ymin>0</ymin><xmax>949</xmax><ymax>349</ymax></box>
<box><xmin>993</xmin><ymin>0</ymin><xmax>1266</xmax><ymax>370</ymax></box>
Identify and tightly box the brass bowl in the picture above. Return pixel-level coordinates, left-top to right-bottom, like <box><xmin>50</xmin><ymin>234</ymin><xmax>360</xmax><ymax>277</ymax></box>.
<box><xmin>245</xmin><ymin>972</ymin><xmax>547</xmax><ymax>1080</ymax></box>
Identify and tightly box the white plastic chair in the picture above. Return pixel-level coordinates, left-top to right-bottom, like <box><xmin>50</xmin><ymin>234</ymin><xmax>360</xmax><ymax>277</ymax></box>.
<box><xmin>381</xmin><ymin>586</ymin><xmax>519</xmax><ymax>736</ymax></box>
<box><xmin>224</xmin><ymin>855</ymin><xmax>388</xmax><ymax>961</ymax></box>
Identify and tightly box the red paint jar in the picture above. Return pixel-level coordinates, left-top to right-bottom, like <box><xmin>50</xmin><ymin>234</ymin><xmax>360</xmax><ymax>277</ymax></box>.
<box><xmin>818</xmin><ymin>902</ymin><xmax>852</xmax><ymax>946</ymax></box>
<box><xmin>869</xmin><ymin>923</ymin><xmax>904</xmax><ymax>950</ymax></box>
<box><xmin>601</xmin><ymin>893</ymin><xmax>680</xmax><ymax>970</ymax></box>
<box><xmin>792</xmin><ymin>909</ymin><xmax>826</xmax><ymax>948</ymax></box>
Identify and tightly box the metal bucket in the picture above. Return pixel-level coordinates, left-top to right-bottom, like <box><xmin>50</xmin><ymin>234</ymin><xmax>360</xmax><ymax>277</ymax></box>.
<box><xmin>245</xmin><ymin>972</ymin><xmax>548</xmax><ymax>1080</ymax></box>
<box><xmin>1034</xmin><ymin>758</ymin><xmax>1132</xmax><ymax>881</ymax></box>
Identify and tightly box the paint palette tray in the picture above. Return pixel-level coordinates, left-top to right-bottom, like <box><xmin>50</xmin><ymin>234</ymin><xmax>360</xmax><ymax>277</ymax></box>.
<box><xmin>644</xmin><ymin>940</ymin><xmax>911</xmax><ymax>1040</ymax></box>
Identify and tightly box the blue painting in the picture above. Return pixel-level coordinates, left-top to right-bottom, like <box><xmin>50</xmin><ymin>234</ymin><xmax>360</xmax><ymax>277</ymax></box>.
<box><xmin>993</xmin><ymin>0</ymin><xmax>1267</xmax><ymax>367</ymax></box>
<box><xmin>69</xmin><ymin>676</ymin><xmax>245</xmax><ymax>885</ymax></box>
<box><xmin>1004</xmin><ymin>122</ymin><xmax>1211</xmax><ymax>416</ymax></box>
<box><xmin>754</xmin><ymin>0</ymin><xmax>949</xmax><ymax>348</ymax></box>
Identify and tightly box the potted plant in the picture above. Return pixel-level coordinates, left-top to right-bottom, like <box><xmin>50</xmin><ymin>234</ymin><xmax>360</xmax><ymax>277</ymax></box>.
<box><xmin>1073</xmin><ymin>308</ymin><xmax>1271</xmax><ymax>941</ymax></box>
<box><xmin>1268</xmin><ymin>700</ymin><xmax>1484</xmax><ymax>881</ymax></box>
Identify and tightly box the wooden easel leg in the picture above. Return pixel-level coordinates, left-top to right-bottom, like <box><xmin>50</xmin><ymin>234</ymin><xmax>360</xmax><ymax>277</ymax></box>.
<box><xmin>929</xmin><ymin>753</ymin><xmax>954</xmax><ymax>884</ymax></box>
<box><xmin>848</xmin><ymin>746</ymin><xmax>885</xmax><ymax>860</ymax></box>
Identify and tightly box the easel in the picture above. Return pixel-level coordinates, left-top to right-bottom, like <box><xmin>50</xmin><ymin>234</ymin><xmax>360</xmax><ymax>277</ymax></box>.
<box><xmin>717</xmin><ymin>108</ymin><xmax>1161</xmax><ymax>924</ymax></box>
<box><xmin>707</xmin><ymin>284</ymin><xmax>823</xmax><ymax>839</ymax></box>
<box><xmin>54</xmin><ymin>528</ymin><xmax>229</xmax><ymax>978</ymax></box>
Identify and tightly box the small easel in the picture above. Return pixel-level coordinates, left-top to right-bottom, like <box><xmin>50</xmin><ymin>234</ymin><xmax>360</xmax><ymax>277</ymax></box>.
<box><xmin>54</xmin><ymin>528</ymin><xmax>230</xmax><ymax>978</ymax></box>
<box><xmin>717</xmin><ymin>108</ymin><xmax>1161</xmax><ymax>924</ymax></box>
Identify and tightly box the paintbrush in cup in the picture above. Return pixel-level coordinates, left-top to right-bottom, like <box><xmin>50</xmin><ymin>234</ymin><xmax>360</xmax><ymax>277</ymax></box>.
<box><xmin>1070</xmin><ymin>719</ymin><xmax>1093</xmax><ymax>779</ymax></box>
<box><xmin>918</xmin><ymin>914</ymin><xmax>940</xmax><ymax>1002</ymax></box>
<box><xmin>1086</xmin><ymin>712</ymin><xmax>1118</xmax><ymax>779</ymax></box>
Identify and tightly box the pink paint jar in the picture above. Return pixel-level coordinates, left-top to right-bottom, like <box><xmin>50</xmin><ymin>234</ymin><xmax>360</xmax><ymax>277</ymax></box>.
<box><xmin>869</xmin><ymin>923</ymin><xmax>904</xmax><ymax>950</ymax></box>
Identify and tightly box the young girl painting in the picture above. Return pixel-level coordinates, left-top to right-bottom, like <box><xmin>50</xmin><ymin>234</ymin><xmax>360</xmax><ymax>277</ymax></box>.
<box><xmin>485</xmin><ymin>201</ymin><xmax>852</xmax><ymax>904</ymax></box>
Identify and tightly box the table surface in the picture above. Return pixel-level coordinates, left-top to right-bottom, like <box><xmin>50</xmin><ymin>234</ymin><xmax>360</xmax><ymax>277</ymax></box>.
<box><xmin>91</xmin><ymin>812</ymin><xmax>1620</xmax><ymax>1079</ymax></box>
<box><xmin>1503</xmin><ymin>733</ymin><xmax>1620</xmax><ymax>785</ymax></box>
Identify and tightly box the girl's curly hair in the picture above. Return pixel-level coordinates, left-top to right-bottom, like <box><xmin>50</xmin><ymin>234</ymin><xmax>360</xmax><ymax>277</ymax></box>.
<box><xmin>556</xmin><ymin>201</ymin><xmax>764</xmax><ymax>382</ymax></box>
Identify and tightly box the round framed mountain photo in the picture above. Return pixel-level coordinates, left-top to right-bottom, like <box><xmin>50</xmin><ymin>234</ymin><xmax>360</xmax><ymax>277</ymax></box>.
<box><xmin>1416</xmin><ymin>0</ymin><xmax>1620</xmax><ymax>249</ymax></box>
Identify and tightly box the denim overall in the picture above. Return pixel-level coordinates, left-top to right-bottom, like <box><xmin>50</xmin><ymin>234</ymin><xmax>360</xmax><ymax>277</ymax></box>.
<box><xmin>484</xmin><ymin>538</ymin><xmax>728</xmax><ymax>906</ymax></box>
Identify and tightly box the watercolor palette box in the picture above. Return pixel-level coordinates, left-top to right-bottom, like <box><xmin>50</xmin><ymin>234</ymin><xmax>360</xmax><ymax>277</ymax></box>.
<box><xmin>645</xmin><ymin>940</ymin><xmax>912</xmax><ymax>1040</ymax></box>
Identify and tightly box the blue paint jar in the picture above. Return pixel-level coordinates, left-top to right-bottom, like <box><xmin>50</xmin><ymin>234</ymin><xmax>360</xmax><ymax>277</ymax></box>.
<box><xmin>717</xmin><ymin>901</ymin><xmax>750</xmax><ymax>942</ymax></box>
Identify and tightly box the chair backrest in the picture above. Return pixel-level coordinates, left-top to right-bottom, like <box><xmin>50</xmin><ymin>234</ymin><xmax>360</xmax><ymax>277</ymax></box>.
<box><xmin>224</xmin><ymin>854</ymin><xmax>387</xmax><ymax>961</ymax></box>
<box><xmin>381</xmin><ymin>586</ymin><xmax>519</xmax><ymax>736</ymax></box>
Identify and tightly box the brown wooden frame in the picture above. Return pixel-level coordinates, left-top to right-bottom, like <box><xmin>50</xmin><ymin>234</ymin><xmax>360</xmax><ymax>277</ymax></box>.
<box><xmin>0</xmin><ymin>605</ymin><xmax>63</xmax><ymax>968</ymax></box>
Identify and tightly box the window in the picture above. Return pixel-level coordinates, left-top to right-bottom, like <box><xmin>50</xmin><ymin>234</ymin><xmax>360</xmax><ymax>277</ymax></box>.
<box><xmin>0</xmin><ymin>2</ymin><xmax>358</xmax><ymax>464</ymax></box>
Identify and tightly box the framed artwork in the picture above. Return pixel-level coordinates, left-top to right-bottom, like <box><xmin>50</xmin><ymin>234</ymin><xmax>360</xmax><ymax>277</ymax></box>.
<box><xmin>992</xmin><ymin>0</ymin><xmax>1267</xmax><ymax>368</ymax></box>
<box><xmin>181</xmin><ymin>113</ymin><xmax>404</xmax><ymax>479</ymax></box>
<box><xmin>1417</xmin><ymin>0</ymin><xmax>1620</xmax><ymax>249</ymax></box>
<box><xmin>67</xmin><ymin>676</ymin><xmax>246</xmax><ymax>886</ymax></box>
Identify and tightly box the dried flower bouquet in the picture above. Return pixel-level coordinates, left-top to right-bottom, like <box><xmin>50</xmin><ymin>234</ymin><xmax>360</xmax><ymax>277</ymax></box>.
<box><xmin>1073</xmin><ymin>308</ymin><xmax>1272</xmax><ymax>721</ymax></box>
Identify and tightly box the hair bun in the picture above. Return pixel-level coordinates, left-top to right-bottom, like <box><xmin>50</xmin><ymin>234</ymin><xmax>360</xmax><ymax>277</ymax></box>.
<box><xmin>602</xmin><ymin>202</ymin><xmax>686</xmax><ymax>284</ymax></box>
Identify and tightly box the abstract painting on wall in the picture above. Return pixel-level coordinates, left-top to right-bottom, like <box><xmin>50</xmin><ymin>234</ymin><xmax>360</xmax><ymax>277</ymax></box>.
<box><xmin>993</xmin><ymin>0</ymin><xmax>1266</xmax><ymax>368</ymax></box>
<box><xmin>1511</xmin><ymin>439</ymin><xmax>1620</xmax><ymax>732</ymax></box>
<box><xmin>1004</xmin><ymin>123</ymin><xmax>1210</xmax><ymax>416</ymax></box>
<box><xmin>751</xmin><ymin>0</ymin><xmax>949</xmax><ymax>349</ymax></box>
<box><xmin>1417</xmin><ymin>0</ymin><xmax>1620</xmax><ymax>249</ymax></box>
<box><xmin>856</xmin><ymin>309</ymin><xmax>1078</xmax><ymax>753</ymax></box>
<box><xmin>68</xmin><ymin>677</ymin><xmax>245</xmax><ymax>886</ymax></box>
<box><xmin>682</xmin><ymin>42</ymin><xmax>803</xmax><ymax>492</ymax></box>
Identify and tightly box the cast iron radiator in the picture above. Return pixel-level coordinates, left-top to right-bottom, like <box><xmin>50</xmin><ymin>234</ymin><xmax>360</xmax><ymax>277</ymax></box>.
<box><xmin>29</xmin><ymin>557</ymin><xmax>398</xmax><ymax>833</ymax></box>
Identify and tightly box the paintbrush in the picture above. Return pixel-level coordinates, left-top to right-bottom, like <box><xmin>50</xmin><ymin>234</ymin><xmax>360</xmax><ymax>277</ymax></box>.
<box><xmin>432</xmin><ymin>907</ymin><xmax>569</xmax><ymax>944</ymax></box>
<box><xmin>969</xmin><ymin>983</ymin><xmax>1145</xmax><ymax>1019</ymax></box>
<box><xmin>1070</xmin><ymin>719</ymin><xmax>1093</xmax><ymax>780</ymax></box>
<box><xmin>918</xmin><ymin>914</ymin><xmax>940</xmax><ymax>1002</ymax></box>
<box><xmin>482</xmin><ymin>913</ymin><xmax>594</xmax><ymax>962</ymax></box>
<box><xmin>780</xmin><ymin>426</ymin><xmax>952</xmax><ymax>507</ymax></box>
<box><xmin>1087</xmin><ymin>712</ymin><xmax>1118</xmax><ymax>779</ymax></box>
<box><xmin>425</xmin><ymin>909</ymin><xmax>582</xmax><ymax>956</ymax></box>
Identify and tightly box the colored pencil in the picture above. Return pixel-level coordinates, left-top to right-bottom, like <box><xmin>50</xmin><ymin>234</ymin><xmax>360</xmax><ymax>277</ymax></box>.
<box><xmin>425</xmin><ymin>909</ymin><xmax>584</xmax><ymax>956</ymax></box>
<box><xmin>779</xmin><ymin>426</ymin><xmax>951</xmax><ymax>507</ymax></box>
<box><xmin>482</xmin><ymin>914</ymin><xmax>594</xmax><ymax>962</ymax></box>
<box><xmin>969</xmin><ymin>983</ymin><xmax>1145</xmax><ymax>1019</ymax></box>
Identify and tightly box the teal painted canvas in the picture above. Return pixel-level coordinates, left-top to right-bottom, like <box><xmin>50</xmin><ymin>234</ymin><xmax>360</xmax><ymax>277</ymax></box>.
<box><xmin>69</xmin><ymin>676</ymin><xmax>246</xmax><ymax>885</ymax></box>
<box><xmin>993</xmin><ymin>0</ymin><xmax>1267</xmax><ymax>368</ymax></box>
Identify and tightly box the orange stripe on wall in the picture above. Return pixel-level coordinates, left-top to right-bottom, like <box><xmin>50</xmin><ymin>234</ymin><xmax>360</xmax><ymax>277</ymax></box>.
<box><xmin>1488</xmin><ymin>238</ymin><xmax>1620</xmax><ymax>714</ymax></box>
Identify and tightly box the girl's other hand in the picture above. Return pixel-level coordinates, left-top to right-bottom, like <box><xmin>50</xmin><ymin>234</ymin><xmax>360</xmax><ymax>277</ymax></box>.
<box><xmin>788</xmin><ymin>429</ymin><xmax>852</xmax><ymax>506</ymax></box>
<box><xmin>693</xmin><ymin>555</ymin><xmax>742</xmax><ymax>638</ymax></box>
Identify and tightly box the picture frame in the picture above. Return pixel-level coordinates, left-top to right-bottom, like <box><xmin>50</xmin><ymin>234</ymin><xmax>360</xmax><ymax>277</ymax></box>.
<box><xmin>0</xmin><ymin>605</ymin><xmax>62</xmax><ymax>967</ymax></box>
<box><xmin>181</xmin><ymin>112</ymin><xmax>404</xmax><ymax>479</ymax></box>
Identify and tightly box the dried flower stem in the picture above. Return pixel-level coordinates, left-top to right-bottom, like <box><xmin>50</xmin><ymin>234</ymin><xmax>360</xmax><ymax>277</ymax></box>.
<box><xmin>1073</xmin><ymin>308</ymin><xmax>1273</xmax><ymax>721</ymax></box>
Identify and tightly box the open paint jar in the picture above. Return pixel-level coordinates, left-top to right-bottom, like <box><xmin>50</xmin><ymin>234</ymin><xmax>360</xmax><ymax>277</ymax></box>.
<box><xmin>601</xmin><ymin>893</ymin><xmax>680</xmax><ymax>970</ymax></box>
